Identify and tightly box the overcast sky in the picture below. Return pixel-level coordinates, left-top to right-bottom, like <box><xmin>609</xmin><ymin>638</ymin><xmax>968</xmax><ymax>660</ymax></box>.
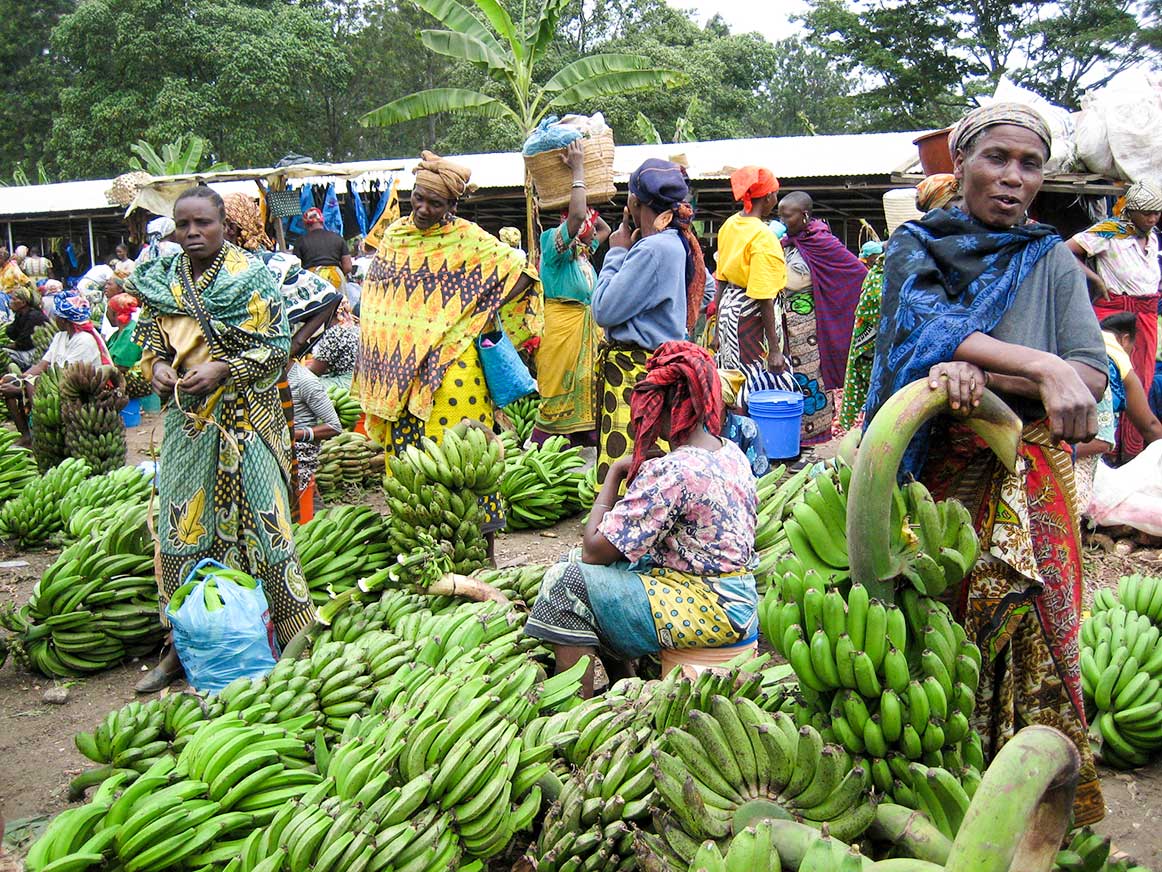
<box><xmin>664</xmin><ymin>0</ymin><xmax>807</xmax><ymax>41</ymax></box>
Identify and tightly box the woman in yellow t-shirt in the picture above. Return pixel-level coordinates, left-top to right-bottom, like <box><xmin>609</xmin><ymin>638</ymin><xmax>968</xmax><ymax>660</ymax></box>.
<box><xmin>711</xmin><ymin>167</ymin><xmax>786</xmax><ymax>375</ymax></box>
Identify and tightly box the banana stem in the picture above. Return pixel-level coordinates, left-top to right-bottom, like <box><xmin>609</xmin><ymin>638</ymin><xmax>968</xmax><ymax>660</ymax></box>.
<box><xmin>945</xmin><ymin>725</ymin><xmax>1080</xmax><ymax>872</ymax></box>
<box><xmin>429</xmin><ymin>574</ymin><xmax>510</xmax><ymax>605</ymax></box>
<box><xmin>846</xmin><ymin>378</ymin><xmax>1022</xmax><ymax>602</ymax></box>
<box><xmin>869</xmin><ymin>803</ymin><xmax>953</xmax><ymax>865</ymax></box>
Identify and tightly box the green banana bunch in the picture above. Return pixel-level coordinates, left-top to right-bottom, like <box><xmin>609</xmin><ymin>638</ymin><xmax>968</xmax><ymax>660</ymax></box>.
<box><xmin>401</xmin><ymin>423</ymin><xmax>505</xmax><ymax>496</ymax></box>
<box><xmin>897</xmin><ymin>480</ymin><xmax>980</xmax><ymax>598</ymax></box>
<box><xmin>314</xmin><ymin>430</ymin><xmax>383</xmax><ymax>498</ymax></box>
<box><xmin>0</xmin><ymin>427</ymin><xmax>38</xmax><ymax>506</ymax></box>
<box><xmin>30</xmin><ymin>364</ymin><xmax>66</xmax><ymax>472</ymax></box>
<box><xmin>1079</xmin><ymin>599</ymin><xmax>1162</xmax><ymax>768</ymax></box>
<box><xmin>0</xmin><ymin>455</ymin><xmax>91</xmax><ymax>547</ymax></box>
<box><xmin>325</xmin><ymin>384</ymin><xmax>363</xmax><ymax>430</ymax></box>
<box><xmin>31</xmin><ymin>321</ymin><xmax>56</xmax><ymax>360</ymax></box>
<box><xmin>501</xmin><ymin>393</ymin><xmax>539</xmax><ymax>443</ymax></box>
<box><xmin>474</xmin><ymin>563</ymin><xmax>549</xmax><ymax>606</ymax></box>
<box><xmin>502</xmin><ymin>435</ymin><xmax>587</xmax><ymax>529</ymax></box>
<box><xmin>292</xmin><ymin>504</ymin><xmax>394</xmax><ymax>603</ymax></box>
<box><xmin>61</xmin><ymin>362</ymin><xmax>130</xmax><ymax>475</ymax></box>
<box><xmin>1096</xmin><ymin>573</ymin><xmax>1162</xmax><ymax>626</ymax></box>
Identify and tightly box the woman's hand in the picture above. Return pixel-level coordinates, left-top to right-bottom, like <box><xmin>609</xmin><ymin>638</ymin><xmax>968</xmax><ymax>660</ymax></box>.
<box><xmin>609</xmin><ymin>208</ymin><xmax>634</xmax><ymax>249</ymax></box>
<box><xmin>606</xmin><ymin>456</ymin><xmax>634</xmax><ymax>483</ymax></box>
<box><xmin>562</xmin><ymin>140</ymin><xmax>584</xmax><ymax>175</ymax></box>
<box><xmin>928</xmin><ymin>361</ymin><xmax>985</xmax><ymax>413</ymax></box>
<box><xmin>152</xmin><ymin>362</ymin><xmax>179</xmax><ymax>397</ymax></box>
<box><xmin>767</xmin><ymin>351</ymin><xmax>788</xmax><ymax>374</ymax></box>
<box><xmin>1035</xmin><ymin>358</ymin><xmax>1099</xmax><ymax>444</ymax></box>
<box><xmin>178</xmin><ymin>361</ymin><xmax>230</xmax><ymax>396</ymax></box>
<box><xmin>0</xmin><ymin>376</ymin><xmax>23</xmax><ymax>397</ymax></box>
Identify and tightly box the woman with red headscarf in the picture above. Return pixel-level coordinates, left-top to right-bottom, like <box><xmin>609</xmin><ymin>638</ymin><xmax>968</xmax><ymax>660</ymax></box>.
<box><xmin>525</xmin><ymin>341</ymin><xmax>759</xmax><ymax>697</ymax></box>
<box><xmin>712</xmin><ymin>166</ymin><xmax>787</xmax><ymax>377</ymax></box>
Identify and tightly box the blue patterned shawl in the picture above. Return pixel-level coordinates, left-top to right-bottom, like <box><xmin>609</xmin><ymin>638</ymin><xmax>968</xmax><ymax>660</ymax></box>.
<box><xmin>863</xmin><ymin>206</ymin><xmax>1060</xmax><ymax>474</ymax></box>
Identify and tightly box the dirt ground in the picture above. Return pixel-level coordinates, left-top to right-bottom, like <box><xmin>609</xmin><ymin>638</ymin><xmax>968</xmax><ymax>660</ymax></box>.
<box><xmin>0</xmin><ymin>413</ymin><xmax>1159</xmax><ymax>864</ymax></box>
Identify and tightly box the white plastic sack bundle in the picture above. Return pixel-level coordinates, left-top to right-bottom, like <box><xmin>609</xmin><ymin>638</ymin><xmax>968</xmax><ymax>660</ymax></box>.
<box><xmin>1085</xmin><ymin>441</ymin><xmax>1162</xmax><ymax>536</ymax></box>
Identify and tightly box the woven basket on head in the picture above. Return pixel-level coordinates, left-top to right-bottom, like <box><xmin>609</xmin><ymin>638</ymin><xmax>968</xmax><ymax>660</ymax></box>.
<box><xmin>524</xmin><ymin>130</ymin><xmax>616</xmax><ymax>211</ymax></box>
<box><xmin>105</xmin><ymin>171</ymin><xmax>153</xmax><ymax>207</ymax></box>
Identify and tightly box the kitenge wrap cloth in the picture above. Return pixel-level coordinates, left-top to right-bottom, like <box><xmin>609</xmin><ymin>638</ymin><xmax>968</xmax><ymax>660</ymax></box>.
<box><xmin>923</xmin><ymin>420</ymin><xmax>1102</xmax><ymax>825</ymax></box>
<box><xmin>127</xmin><ymin>244</ymin><xmax>313</xmax><ymax>645</ymax></box>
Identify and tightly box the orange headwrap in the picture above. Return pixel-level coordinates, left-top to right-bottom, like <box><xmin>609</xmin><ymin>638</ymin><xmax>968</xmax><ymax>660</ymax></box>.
<box><xmin>916</xmin><ymin>173</ymin><xmax>958</xmax><ymax>212</ymax></box>
<box><xmin>730</xmin><ymin>166</ymin><xmax>780</xmax><ymax>212</ymax></box>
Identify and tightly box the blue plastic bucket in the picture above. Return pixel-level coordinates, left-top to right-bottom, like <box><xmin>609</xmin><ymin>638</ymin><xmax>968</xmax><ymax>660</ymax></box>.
<box><xmin>748</xmin><ymin>389</ymin><xmax>804</xmax><ymax>459</ymax></box>
<box><xmin>120</xmin><ymin>398</ymin><xmax>141</xmax><ymax>428</ymax></box>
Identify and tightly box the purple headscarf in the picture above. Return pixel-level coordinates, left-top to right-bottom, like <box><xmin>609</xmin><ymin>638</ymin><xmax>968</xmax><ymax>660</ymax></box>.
<box><xmin>782</xmin><ymin>219</ymin><xmax>868</xmax><ymax>390</ymax></box>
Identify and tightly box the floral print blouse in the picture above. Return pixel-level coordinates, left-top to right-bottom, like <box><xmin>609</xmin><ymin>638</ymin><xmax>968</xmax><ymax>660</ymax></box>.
<box><xmin>600</xmin><ymin>441</ymin><xmax>757</xmax><ymax>577</ymax></box>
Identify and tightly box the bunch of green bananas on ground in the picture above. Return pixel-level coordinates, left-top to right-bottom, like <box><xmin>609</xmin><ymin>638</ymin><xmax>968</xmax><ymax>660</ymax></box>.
<box><xmin>502</xmin><ymin>435</ymin><xmax>587</xmax><ymax>529</ymax></box>
<box><xmin>384</xmin><ymin>451</ymin><xmax>490</xmax><ymax>575</ymax></box>
<box><xmin>0</xmin><ymin>427</ymin><xmax>37</xmax><ymax>505</ymax></box>
<box><xmin>3</xmin><ymin>508</ymin><xmax>159</xmax><ymax>677</ymax></box>
<box><xmin>31</xmin><ymin>321</ymin><xmax>56</xmax><ymax>361</ymax></box>
<box><xmin>502</xmin><ymin>393</ymin><xmax>539</xmax><ymax>443</ymax></box>
<box><xmin>578</xmin><ymin>463</ymin><xmax>598</xmax><ymax>508</ymax></box>
<box><xmin>473</xmin><ymin>563</ymin><xmax>548</xmax><ymax>605</ymax></box>
<box><xmin>60</xmin><ymin>362</ymin><xmax>129</xmax><ymax>475</ymax></box>
<box><xmin>59</xmin><ymin>464</ymin><xmax>152</xmax><ymax>527</ymax></box>
<box><xmin>760</xmin><ymin>559</ymin><xmax>985</xmax><ymax>809</ymax></box>
<box><xmin>895</xmin><ymin>481</ymin><xmax>980</xmax><ymax>598</ymax></box>
<box><xmin>1080</xmin><ymin>597</ymin><xmax>1162</xmax><ymax>768</ymax></box>
<box><xmin>326</xmin><ymin>384</ymin><xmax>363</xmax><ymax>429</ymax></box>
<box><xmin>314</xmin><ymin>431</ymin><xmax>383</xmax><ymax>497</ymax></box>
<box><xmin>1093</xmin><ymin>573</ymin><xmax>1162</xmax><ymax>624</ymax></box>
<box><xmin>66</xmin><ymin>497</ymin><xmax>152</xmax><ymax>542</ymax></box>
<box><xmin>751</xmin><ymin>463</ymin><xmax>802</xmax><ymax>590</ymax></box>
<box><xmin>293</xmin><ymin>505</ymin><xmax>394</xmax><ymax>603</ymax></box>
<box><xmin>0</xmin><ymin>455</ymin><xmax>91</xmax><ymax>546</ymax></box>
<box><xmin>30</xmin><ymin>364</ymin><xmax>66</xmax><ymax>472</ymax></box>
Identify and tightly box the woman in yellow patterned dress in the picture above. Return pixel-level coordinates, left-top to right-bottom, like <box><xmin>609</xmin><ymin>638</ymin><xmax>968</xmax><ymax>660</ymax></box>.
<box><xmin>355</xmin><ymin>152</ymin><xmax>538</xmax><ymax>543</ymax></box>
<box><xmin>127</xmin><ymin>185</ymin><xmax>312</xmax><ymax>692</ymax></box>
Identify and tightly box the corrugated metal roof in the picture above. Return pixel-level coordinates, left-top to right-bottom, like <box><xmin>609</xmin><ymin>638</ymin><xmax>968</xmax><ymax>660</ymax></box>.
<box><xmin>0</xmin><ymin>131</ymin><xmax>925</xmax><ymax>218</ymax></box>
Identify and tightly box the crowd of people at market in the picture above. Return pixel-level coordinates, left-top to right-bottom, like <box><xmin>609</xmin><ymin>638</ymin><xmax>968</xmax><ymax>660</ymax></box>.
<box><xmin>1</xmin><ymin>102</ymin><xmax>1160</xmax><ymax>824</ymax></box>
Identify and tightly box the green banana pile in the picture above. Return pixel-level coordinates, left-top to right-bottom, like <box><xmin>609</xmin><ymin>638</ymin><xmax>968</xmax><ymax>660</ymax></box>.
<box><xmin>31</xmin><ymin>321</ymin><xmax>56</xmax><ymax>362</ymax></box>
<box><xmin>314</xmin><ymin>431</ymin><xmax>383</xmax><ymax>498</ymax></box>
<box><xmin>501</xmin><ymin>435</ymin><xmax>587</xmax><ymax>529</ymax></box>
<box><xmin>760</xmin><ymin>559</ymin><xmax>985</xmax><ymax>822</ymax></box>
<box><xmin>326</xmin><ymin>384</ymin><xmax>362</xmax><ymax>430</ymax></box>
<box><xmin>0</xmin><ymin>455</ymin><xmax>91</xmax><ymax>547</ymax></box>
<box><xmin>1081</xmin><ymin>574</ymin><xmax>1162</xmax><ymax>768</ymax></box>
<box><xmin>292</xmin><ymin>505</ymin><xmax>394</xmax><ymax>603</ymax></box>
<box><xmin>473</xmin><ymin>563</ymin><xmax>548</xmax><ymax>606</ymax></box>
<box><xmin>30</xmin><ymin>364</ymin><xmax>66</xmax><ymax>472</ymax></box>
<box><xmin>0</xmin><ymin>427</ymin><xmax>38</xmax><ymax>505</ymax></box>
<box><xmin>751</xmin><ymin>463</ymin><xmax>804</xmax><ymax>590</ymax></box>
<box><xmin>383</xmin><ymin>426</ymin><xmax>502</xmax><ymax>574</ymax></box>
<box><xmin>60</xmin><ymin>362</ymin><xmax>129</xmax><ymax>475</ymax></box>
<box><xmin>0</xmin><ymin>507</ymin><xmax>159</xmax><ymax>677</ymax></box>
<box><xmin>502</xmin><ymin>393</ymin><xmax>539</xmax><ymax>443</ymax></box>
<box><xmin>1055</xmin><ymin>826</ymin><xmax>1152</xmax><ymax>872</ymax></box>
<box><xmin>59</xmin><ymin>465</ymin><xmax>153</xmax><ymax>541</ymax></box>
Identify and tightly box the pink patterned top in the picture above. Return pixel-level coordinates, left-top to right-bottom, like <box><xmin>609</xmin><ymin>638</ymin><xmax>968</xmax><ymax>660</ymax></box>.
<box><xmin>600</xmin><ymin>441</ymin><xmax>757</xmax><ymax>576</ymax></box>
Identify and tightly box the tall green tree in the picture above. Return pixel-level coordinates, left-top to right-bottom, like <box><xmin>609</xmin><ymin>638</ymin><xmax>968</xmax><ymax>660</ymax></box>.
<box><xmin>49</xmin><ymin>0</ymin><xmax>350</xmax><ymax>178</ymax></box>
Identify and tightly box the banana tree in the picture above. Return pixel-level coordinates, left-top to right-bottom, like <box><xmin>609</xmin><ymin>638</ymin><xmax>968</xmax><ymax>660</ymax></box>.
<box><xmin>128</xmin><ymin>135</ymin><xmax>233</xmax><ymax>177</ymax></box>
<box><xmin>359</xmin><ymin>0</ymin><xmax>688</xmax><ymax>256</ymax></box>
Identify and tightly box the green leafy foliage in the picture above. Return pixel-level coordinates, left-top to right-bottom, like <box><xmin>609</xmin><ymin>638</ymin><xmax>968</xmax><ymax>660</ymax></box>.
<box><xmin>128</xmin><ymin>135</ymin><xmax>232</xmax><ymax>177</ymax></box>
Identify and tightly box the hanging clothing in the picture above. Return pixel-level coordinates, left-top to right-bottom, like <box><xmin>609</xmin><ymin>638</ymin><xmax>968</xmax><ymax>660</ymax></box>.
<box><xmin>127</xmin><ymin>244</ymin><xmax>312</xmax><ymax>646</ymax></box>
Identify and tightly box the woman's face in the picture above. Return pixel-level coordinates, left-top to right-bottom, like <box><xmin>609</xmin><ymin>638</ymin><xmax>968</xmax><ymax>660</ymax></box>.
<box><xmin>10</xmin><ymin>296</ymin><xmax>26</xmax><ymax>313</ymax></box>
<box><xmin>115</xmin><ymin>244</ymin><xmax>129</xmax><ymax>260</ymax></box>
<box><xmin>777</xmin><ymin>199</ymin><xmax>809</xmax><ymax>236</ymax></box>
<box><xmin>174</xmin><ymin>197</ymin><xmax>226</xmax><ymax>260</ymax></box>
<box><xmin>627</xmin><ymin>194</ymin><xmax>643</xmax><ymax>231</ymax></box>
<box><xmin>410</xmin><ymin>186</ymin><xmax>452</xmax><ymax>231</ymax></box>
<box><xmin>954</xmin><ymin>125</ymin><xmax>1046</xmax><ymax>229</ymax></box>
<box><xmin>54</xmin><ymin>316</ymin><xmax>69</xmax><ymax>331</ymax></box>
<box><xmin>1128</xmin><ymin>209</ymin><xmax>1161</xmax><ymax>235</ymax></box>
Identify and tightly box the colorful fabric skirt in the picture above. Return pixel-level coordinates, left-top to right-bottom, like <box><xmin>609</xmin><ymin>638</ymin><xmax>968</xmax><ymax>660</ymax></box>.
<box><xmin>534</xmin><ymin>299</ymin><xmax>599</xmax><ymax>435</ymax></box>
<box><xmin>525</xmin><ymin>548</ymin><xmax>757</xmax><ymax>660</ymax></box>
<box><xmin>155</xmin><ymin>399</ymin><xmax>313</xmax><ymax>646</ymax></box>
<box><xmin>784</xmin><ymin>288</ymin><xmax>833</xmax><ymax>444</ymax></box>
<box><xmin>597</xmin><ymin>344</ymin><xmax>649</xmax><ymax>485</ymax></box>
<box><xmin>366</xmin><ymin>345</ymin><xmax>505</xmax><ymax>533</ymax></box>
<box><xmin>1094</xmin><ymin>292</ymin><xmax>1159</xmax><ymax>457</ymax></box>
<box><xmin>716</xmin><ymin>284</ymin><xmax>778</xmax><ymax>370</ymax></box>
<box><xmin>923</xmin><ymin>421</ymin><xmax>1102</xmax><ymax>826</ymax></box>
<box><xmin>836</xmin><ymin>268</ymin><xmax>883</xmax><ymax>432</ymax></box>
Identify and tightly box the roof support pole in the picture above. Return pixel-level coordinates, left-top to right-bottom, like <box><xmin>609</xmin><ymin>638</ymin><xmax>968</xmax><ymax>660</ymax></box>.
<box><xmin>87</xmin><ymin>218</ymin><xmax>96</xmax><ymax>269</ymax></box>
<box><xmin>6</xmin><ymin>223</ymin><xmax>12</xmax><ymax>251</ymax></box>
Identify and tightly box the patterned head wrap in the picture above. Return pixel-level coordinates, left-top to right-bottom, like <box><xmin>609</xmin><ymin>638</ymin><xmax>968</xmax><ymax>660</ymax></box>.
<box><xmin>52</xmin><ymin>291</ymin><xmax>112</xmax><ymax>364</ymax></box>
<box><xmin>224</xmin><ymin>192</ymin><xmax>273</xmax><ymax>251</ymax></box>
<box><xmin>303</xmin><ymin>207</ymin><xmax>325</xmax><ymax>226</ymax></box>
<box><xmin>107</xmin><ymin>293</ymin><xmax>139</xmax><ymax>327</ymax></box>
<box><xmin>41</xmin><ymin>279</ymin><xmax>62</xmax><ymax>296</ymax></box>
<box><xmin>147</xmin><ymin>216</ymin><xmax>175</xmax><ymax>238</ymax></box>
<box><xmin>628</xmin><ymin>159</ymin><xmax>707</xmax><ymax>331</ymax></box>
<box><xmin>859</xmin><ymin>240</ymin><xmax>884</xmax><ymax>258</ymax></box>
<box><xmin>9</xmin><ymin>283</ymin><xmax>41</xmax><ymax>309</ymax></box>
<box><xmin>948</xmin><ymin>102</ymin><xmax>1052</xmax><ymax>158</ymax></box>
<box><xmin>1123</xmin><ymin>180</ymin><xmax>1162</xmax><ymax>213</ymax></box>
<box><xmin>730</xmin><ymin>166</ymin><xmax>780</xmax><ymax>212</ymax></box>
<box><xmin>916</xmin><ymin>173</ymin><xmax>958</xmax><ymax>211</ymax></box>
<box><xmin>628</xmin><ymin>341</ymin><xmax>722</xmax><ymax>482</ymax></box>
<box><xmin>498</xmin><ymin>226</ymin><xmax>522</xmax><ymax>248</ymax></box>
<box><xmin>13</xmin><ymin>245</ymin><xmax>27</xmax><ymax>263</ymax></box>
<box><xmin>413</xmin><ymin>150</ymin><xmax>475</xmax><ymax>200</ymax></box>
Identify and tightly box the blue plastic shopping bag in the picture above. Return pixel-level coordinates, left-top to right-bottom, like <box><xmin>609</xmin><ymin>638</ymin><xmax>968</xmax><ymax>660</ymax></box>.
<box><xmin>166</xmin><ymin>559</ymin><xmax>279</xmax><ymax>693</ymax></box>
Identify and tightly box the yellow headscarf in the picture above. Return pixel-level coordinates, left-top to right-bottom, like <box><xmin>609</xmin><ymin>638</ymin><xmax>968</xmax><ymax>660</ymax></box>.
<box><xmin>413</xmin><ymin>150</ymin><xmax>476</xmax><ymax>200</ymax></box>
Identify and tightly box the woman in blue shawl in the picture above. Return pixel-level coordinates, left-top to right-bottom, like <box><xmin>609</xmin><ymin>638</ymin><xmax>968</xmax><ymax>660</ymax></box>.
<box><xmin>865</xmin><ymin>104</ymin><xmax>1108</xmax><ymax>824</ymax></box>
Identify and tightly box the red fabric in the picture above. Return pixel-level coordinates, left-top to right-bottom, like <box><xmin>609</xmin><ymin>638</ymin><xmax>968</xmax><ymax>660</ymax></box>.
<box><xmin>729</xmin><ymin>166</ymin><xmax>779</xmax><ymax>212</ymax></box>
<box><xmin>107</xmin><ymin>293</ymin><xmax>139</xmax><ymax>327</ymax></box>
<box><xmin>297</xmin><ymin>480</ymin><xmax>316</xmax><ymax>523</ymax></box>
<box><xmin>1094</xmin><ymin>292</ymin><xmax>1159</xmax><ymax>455</ymax></box>
<box><xmin>628</xmin><ymin>341</ymin><xmax>722</xmax><ymax>482</ymax></box>
<box><xmin>303</xmin><ymin>207</ymin><xmax>324</xmax><ymax>225</ymax></box>
<box><xmin>72</xmin><ymin>322</ymin><xmax>112</xmax><ymax>366</ymax></box>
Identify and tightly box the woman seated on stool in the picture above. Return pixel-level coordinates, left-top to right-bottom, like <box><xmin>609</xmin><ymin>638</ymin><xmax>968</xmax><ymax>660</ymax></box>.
<box><xmin>525</xmin><ymin>341</ymin><xmax>759</xmax><ymax>697</ymax></box>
